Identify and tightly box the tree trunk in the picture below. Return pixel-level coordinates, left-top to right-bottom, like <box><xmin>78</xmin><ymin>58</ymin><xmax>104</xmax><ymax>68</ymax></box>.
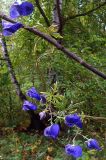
<box><xmin>1</xmin><ymin>36</ymin><xmax>45</xmax><ymax>131</ymax></box>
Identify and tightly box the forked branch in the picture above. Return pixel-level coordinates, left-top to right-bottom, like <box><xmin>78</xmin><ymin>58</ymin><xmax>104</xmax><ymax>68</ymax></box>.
<box><xmin>64</xmin><ymin>1</ymin><xmax>106</xmax><ymax>23</ymax></box>
<box><xmin>1</xmin><ymin>36</ymin><xmax>27</xmax><ymax>101</ymax></box>
<box><xmin>35</xmin><ymin>0</ymin><xmax>50</xmax><ymax>26</ymax></box>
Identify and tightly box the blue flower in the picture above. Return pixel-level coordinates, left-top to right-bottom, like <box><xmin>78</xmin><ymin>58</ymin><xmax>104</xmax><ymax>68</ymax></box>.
<box><xmin>26</xmin><ymin>87</ymin><xmax>41</xmax><ymax>101</ymax></box>
<box><xmin>10</xmin><ymin>1</ymin><xmax>34</xmax><ymax>18</ymax></box>
<box><xmin>65</xmin><ymin>113</ymin><xmax>82</xmax><ymax>129</ymax></box>
<box><xmin>20</xmin><ymin>2</ymin><xmax>34</xmax><ymax>16</ymax></box>
<box><xmin>40</xmin><ymin>94</ymin><xmax>46</xmax><ymax>104</ymax></box>
<box><xmin>44</xmin><ymin>124</ymin><xmax>60</xmax><ymax>139</ymax></box>
<box><xmin>85</xmin><ymin>139</ymin><xmax>101</xmax><ymax>150</ymax></box>
<box><xmin>65</xmin><ymin>144</ymin><xmax>82</xmax><ymax>158</ymax></box>
<box><xmin>10</xmin><ymin>2</ymin><xmax>22</xmax><ymax>19</ymax></box>
<box><xmin>22</xmin><ymin>100</ymin><xmax>37</xmax><ymax>111</ymax></box>
<box><xmin>2</xmin><ymin>21</ymin><xmax>23</xmax><ymax>36</ymax></box>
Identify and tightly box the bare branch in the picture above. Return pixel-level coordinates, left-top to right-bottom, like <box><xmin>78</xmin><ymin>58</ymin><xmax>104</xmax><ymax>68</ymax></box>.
<box><xmin>56</xmin><ymin>0</ymin><xmax>63</xmax><ymax>33</ymax></box>
<box><xmin>53</xmin><ymin>0</ymin><xmax>63</xmax><ymax>33</ymax></box>
<box><xmin>0</xmin><ymin>14</ymin><xmax>106</xmax><ymax>79</ymax></box>
<box><xmin>35</xmin><ymin>0</ymin><xmax>50</xmax><ymax>26</ymax></box>
<box><xmin>1</xmin><ymin>36</ymin><xmax>27</xmax><ymax>101</ymax></box>
<box><xmin>0</xmin><ymin>35</ymin><xmax>45</xmax><ymax>131</ymax></box>
<box><xmin>83</xmin><ymin>115</ymin><xmax>106</xmax><ymax>121</ymax></box>
<box><xmin>64</xmin><ymin>1</ymin><xmax>106</xmax><ymax>23</ymax></box>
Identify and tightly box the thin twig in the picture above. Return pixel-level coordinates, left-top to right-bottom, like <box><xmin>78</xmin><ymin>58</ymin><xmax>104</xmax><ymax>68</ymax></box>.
<box><xmin>56</xmin><ymin>0</ymin><xmax>63</xmax><ymax>34</ymax></box>
<box><xmin>82</xmin><ymin>115</ymin><xmax>106</xmax><ymax>121</ymax></box>
<box><xmin>64</xmin><ymin>1</ymin><xmax>106</xmax><ymax>23</ymax></box>
<box><xmin>35</xmin><ymin>0</ymin><xmax>50</xmax><ymax>26</ymax></box>
<box><xmin>1</xmin><ymin>36</ymin><xmax>26</xmax><ymax>101</ymax></box>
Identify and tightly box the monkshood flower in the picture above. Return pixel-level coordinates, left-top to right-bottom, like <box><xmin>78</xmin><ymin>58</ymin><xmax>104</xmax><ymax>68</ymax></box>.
<box><xmin>65</xmin><ymin>144</ymin><xmax>82</xmax><ymax>158</ymax></box>
<box><xmin>2</xmin><ymin>21</ymin><xmax>23</xmax><ymax>36</ymax></box>
<box><xmin>85</xmin><ymin>139</ymin><xmax>101</xmax><ymax>150</ymax></box>
<box><xmin>10</xmin><ymin>1</ymin><xmax>34</xmax><ymax>18</ymax></box>
<box><xmin>9</xmin><ymin>2</ymin><xmax>21</xmax><ymax>19</ymax></box>
<box><xmin>65</xmin><ymin>113</ymin><xmax>82</xmax><ymax>129</ymax></box>
<box><xmin>22</xmin><ymin>100</ymin><xmax>37</xmax><ymax>111</ymax></box>
<box><xmin>26</xmin><ymin>87</ymin><xmax>41</xmax><ymax>101</ymax></box>
<box><xmin>39</xmin><ymin>111</ymin><xmax>46</xmax><ymax>120</ymax></box>
<box><xmin>44</xmin><ymin>124</ymin><xmax>60</xmax><ymax>139</ymax></box>
<box><xmin>20</xmin><ymin>2</ymin><xmax>34</xmax><ymax>16</ymax></box>
<box><xmin>40</xmin><ymin>94</ymin><xmax>46</xmax><ymax>104</ymax></box>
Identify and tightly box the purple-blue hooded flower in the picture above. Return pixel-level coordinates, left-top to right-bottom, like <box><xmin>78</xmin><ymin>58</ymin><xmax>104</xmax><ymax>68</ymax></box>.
<box><xmin>85</xmin><ymin>139</ymin><xmax>101</xmax><ymax>150</ymax></box>
<box><xmin>44</xmin><ymin>124</ymin><xmax>60</xmax><ymax>139</ymax></box>
<box><xmin>40</xmin><ymin>94</ymin><xmax>46</xmax><ymax>104</ymax></box>
<box><xmin>39</xmin><ymin>111</ymin><xmax>46</xmax><ymax>120</ymax></box>
<box><xmin>20</xmin><ymin>2</ymin><xmax>34</xmax><ymax>16</ymax></box>
<box><xmin>22</xmin><ymin>100</ymin><xmax>37</xmax><ymax>111</ymax></box>
<box><xmin>65</xmin><ymin>144</ymin><xmax>82</xmax><ymax>158</ymax></box>
<box><xmin>10</xmin><ymin>1</ymin><xmax>34</xmax><ymax>18</ymax></box>
<box><xmin>26</xmin><ymin>87</ymin><xmax>41</xmax><ymax>101</ymax></box>
<box><xmin>65</xmin><ymin>113</ymin><xmax>82</xmax><ymax>129</ymax></box>
<box><xmin>10</xmin><ymin>2</ymin><xmax>21</xmax><ymax>19</ymax></box>
<box><xmin>2</xmin><ymin>21</ymin><xmax>23</xmax><ymax>36</ymax></box>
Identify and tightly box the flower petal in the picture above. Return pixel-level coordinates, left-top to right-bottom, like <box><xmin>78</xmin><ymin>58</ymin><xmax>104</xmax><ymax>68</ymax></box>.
<box><xmin>9</xmin><ymin>1</ymin><xmax>34</xmax><ymax>18</ymax></box>
<box><xmin>40</xmin><ymin>94</ymin><xmax>46</xmax><ymax>104</ymax></box>
<box><xmin>44</xmin><ymin>124</ymin><xmax>60</xmax><ymax>139</ymax></box>
<box><xmin>64</xmin><ymin>122</ymin><xmax>74</xmax><ymax>127</ymax></box>
<box><xmin>86</xmin><ymin>139</ymin><xmax>101</xmax><ymax>150</ymax></box>
<box><xmin>22</xmin><ymin>100</ymin><xmax>37</xmax><ymax>111</ymax></box>
<box><xmin>50</xmin><ymin>124</ymin><xmax>60</xmax><ymax>139</ymax></box>
<box><xmin>10</xmin><ymin>2</ymin><xmax>21</xmax><ymax>18</ymax></box>
<box><xmin>65</xmin><ymin>114</ymin><xmax>82</xmax><ymax>129</ymax></box>
<box><xmin>20</xmin><ymin>2</ymin><xmax>34</xmax><ymax>16</ymax></box>
<box><xmin>2</xmin><ymin>21</ymin><xmax>23</xmax><ymax>36</ymax></box>
<box><xmin>26</xmin><ymin>87</ymin><xmax>41</xmax><ymax>101</ymax></box>
<box><xmin>44</xmin><ymin>126</ymin><xmax>51</xmax><ymax>137</ymax></box>
<box><xmin>3</xmin><ymin>30</ymin><xmax>13</xmax><ymax>36</ymax></box>
<box><xmin>65</xmin><ymin>144</ymin><xmax>82</xmax><ymax>158</ymax></box>
<box><xmin>39</xmin><ymin>111</ymin><xmax>46</xmax><ymax>120</ymax></box>
<box><xmin>76</xmin><ymin>120</ymin><xmax>83</xmax><ymax>129</ymax></box>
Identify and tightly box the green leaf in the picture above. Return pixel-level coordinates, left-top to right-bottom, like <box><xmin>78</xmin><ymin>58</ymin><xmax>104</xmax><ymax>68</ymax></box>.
<box><xmin>52</xmin><ymin>33</ymin><xmax>63</xmax><ymax>39</ymax></box>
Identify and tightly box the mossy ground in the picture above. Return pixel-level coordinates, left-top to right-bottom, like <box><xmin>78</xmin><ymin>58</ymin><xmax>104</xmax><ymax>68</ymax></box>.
<box><xmin>0</xmin><ymin>127</ymin><xmax>106</xmax><ymax>160</ymax></box>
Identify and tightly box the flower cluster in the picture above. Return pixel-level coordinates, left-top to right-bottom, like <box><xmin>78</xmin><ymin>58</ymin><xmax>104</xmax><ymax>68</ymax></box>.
<box><xmin>22</xmin><ymin>86</ymin><xmax>101</xmax><ymax>159</ymax></box>
<box><xmin>2</xmin><ymin>1</ymin><xmax>34</xmax><ymax>36</ymax></box>
<box><xmin>22</xmin><ymin>87</ymin><xmax>46</xmax><ymax>111</ymax></box>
